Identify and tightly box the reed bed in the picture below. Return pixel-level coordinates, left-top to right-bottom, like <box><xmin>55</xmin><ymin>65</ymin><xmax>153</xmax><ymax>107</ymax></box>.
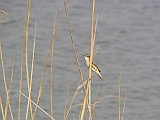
<box><xmin>0</xmin><ymin>0</ymin><xmax>127</xmax><ymax>120</ymax></box>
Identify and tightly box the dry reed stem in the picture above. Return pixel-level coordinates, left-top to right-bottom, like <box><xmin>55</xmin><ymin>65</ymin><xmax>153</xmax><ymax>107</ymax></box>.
<box><xmin>32</xmin><ymin>86</ymin><xmax>43</xmax><ymax>119</ymax></box>
<box><xmin>79</xmin><ymin>81</ymin><xmax>90</xmax><ymax>120</ymax></box>
<box><xmin>63</xmin><ymin>1</ymin><xmax>86</xmax><ymax>119</ymax></box>
<box><xmin>0</xmin><ymin>49</ymin><xmax>15</xmax><ymax>120</ymax></box>
<box><xmin>93</xmin><ymin>14</ymin><xmax>99</xmax><ymax>47</ymax></box>
<box><xmin>18</xmin><ymin>21</ymin><xmax>25</xmax><ymax>120</ymax></box>
<box><xmin>0</xmin><ymin>97</ymin><xmax>5</xmax><ymax>119</ymax></box>
<box><xmin>118</xmin><ymin>50</ymin><xmax>124</xmax><ymax>120</ymax></box>
<box><xmin>29</xmin><ymin>21</ymin><xmax>37</xmax><ymax>120</ymax></box>
<box><xmin>85</xmin><ymin>93</ymin><xmax>127</xmax><ymax>113</ymax></box>
<box><xmin>24</xmin><ymin>0</ymin><xmax>32</xmax><ymax>119</ymax></box>
<box><xmin>91</xmin><ymin>80</ymin><xmax>101</xmax><ymax>119</ymax></box>
<box><xmin>64</xmin><ymin>80</ymin><xmax>87</xmax><ymax>120</ymax></box>
<box><xmin>64</xmin><ymin>49</ymin><xmax>91</xmax><ymax>119</ymax></box>
<box><xmin>49</xmin><ymin>12</ymin><xmax>58</xmax><ymax>118</ymax></box>
<box><xmin>20</xmin><ymin>92</ymin><xmax>55</xmax><ymax>120</ymax></box>
<box><xmin>64</xmin><ymin>64</ymin><xmax>74</xmax><ymax>119</ymax></box>
<box><xmin>90</xmin><ymin>13</ymin><xmax>99</xmax><ymax>120</ymax></box>
<box><xmin>88</xmin><ymin>0</ymin><xmax>96</xmax><ymax>116</ymax></box>
<box><xmin>122</xmin><ymin>94</ymin><xmax>127</xmax><ymax>120</ymax></box>
<box><xmin>64</xmin><ymin>51</ymin><xmax>89</xmax><ymax>119</ymax></box>
<box><xmin>7</xmin><ymin>56</ymin><xmax>16</xmax><ymax>120</ymax></box>
<box><xmin>77</xmin><ymin>92</ymin><xmax>128</xmax><ymax>119</ymax></box>
<box><xmin>0</xmin><ymin>42</ymin><xmax>11</xmax><ymax>120</ymax></box>
<box><xmin>63</xmin><ymin>0</ymin><xmax>84</xmax><ymax>86</ymax></box>
<box><xmin>79</xmin><ymin>0</ymin><xmax>96</xmax><ymax>119</ymax></box>
<box><xmin>55</xmin><ymin>8</ymin><xmax>69</xmax><ymax>118</ymax></box>
<box><xmin>64</xmin><ymin>63</ymin><xmax>77</xmax><ymax>119</ymax></box>
<box><xmin>9</xmin><ymin>56</ymin><xmax>15</xmax><ymax>93</ymax></box>
<box><xmin>4</xmin><ymin>91</ymin><xmax>10</xmax><ymax>120</ymax></box>
<box><xmin>88</xmin><ymin>0</ymin><xmax>96</xmax><ymax>119</ymax></box>
<box><xmin>7</xmin><ymin>91</ymin><xmax>14</xmax><ymax>120</ymax></box>
<box><xmin>50</xmin><ymin>39</ymin><xmax>54</xmax><ymax>118</ymax></box>
<box><xmin>33</xmin><ymin>6</ymin><xmax>62</xmax><ymax>119</ymax></box>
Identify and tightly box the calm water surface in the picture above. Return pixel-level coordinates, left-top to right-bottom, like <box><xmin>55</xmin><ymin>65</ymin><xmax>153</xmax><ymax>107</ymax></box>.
<box><xmin>0</xmin><ymin>0</ymin><xmax>160</xmax><ymax>120</ymax></box>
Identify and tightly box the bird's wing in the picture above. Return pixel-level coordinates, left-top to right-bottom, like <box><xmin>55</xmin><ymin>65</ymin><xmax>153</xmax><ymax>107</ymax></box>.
<box><xmin>92</xmin><ymin>61</ymin><xmax>101</xmax><ymax>72</ymax></box>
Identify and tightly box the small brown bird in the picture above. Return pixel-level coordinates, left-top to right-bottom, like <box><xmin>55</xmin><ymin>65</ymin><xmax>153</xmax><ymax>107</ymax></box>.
<box><xmin>84</xmin><ymin>54</ymin><xmax>103</xmax><ymax>80</ymax></box>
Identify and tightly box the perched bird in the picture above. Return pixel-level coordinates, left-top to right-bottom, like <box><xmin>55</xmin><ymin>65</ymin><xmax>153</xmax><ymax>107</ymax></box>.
<box><xmin>84</xmin><ymin>54</ymin><xmax>103</xmax><ymax>80</ymax></box>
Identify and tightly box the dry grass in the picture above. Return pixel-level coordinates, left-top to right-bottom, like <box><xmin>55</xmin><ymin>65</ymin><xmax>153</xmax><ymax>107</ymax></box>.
<box><xmin>0</xmin><ymin>0</ymin><xmax>128</xmax><ymax>120</ymax></box>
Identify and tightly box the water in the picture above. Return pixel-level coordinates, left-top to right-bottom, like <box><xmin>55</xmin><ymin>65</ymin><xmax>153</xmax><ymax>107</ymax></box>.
<box><xmin>0</xmin><ymin>0</ymin><xmax>160</xmax><ymax>119</ymax></box>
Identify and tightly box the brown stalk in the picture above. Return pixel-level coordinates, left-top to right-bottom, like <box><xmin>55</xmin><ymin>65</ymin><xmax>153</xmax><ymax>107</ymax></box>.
<box><xmin>24</xmin><ymin>0</ymin><xmax>32</xmax><ymax>119</ymax></box>
<box><xmin>29</xmin><ymin>21</ymin><xmax>37</xmax><ymax>119</ymax></box>
<box><xmin>90</xmin><ymin>12</ymin><xmax>99</xmax><ymax>120</ymax></box>
<box><xmin>64</xmin><ymin>80</ymin><xmax>87</xmax><ymax>120</ymax></box>
<box><xmin>91</xmin><ymin>80</ymin><xmax>101</xmax><ymax>119</ymax></box>
<box><xmin>20</xmin><ymin>92</ymin><xmax>55</xmax><ymax>120</ymax></box>
<box><xmin>79</xmin><ymin>0</ymin><xmax>96</xmax><ymax>120</ymax></box>
<box><xmin>32</xmin><ymin>7</ymin><xmax>63</xmax><ymax>119</ymax></box>
<box><xmin>50</xmin><ymin>39</ymin><xmax>54</xmax><ymax>118</ymax></box>
<box><xmin>7</xmin><ymin>56</ymin><xmax>16</xmax><ymax>120</ymax></box>
<box><xmin>118</xmin><ymin>50</ymin><xmax>124</xmax><ymax>120</ymax></box>
<box><xmin>63</xmin><ymin>0</ymin><xmax>84</xmax><ymax>86</ymax></box>
<box><xmin>79</xmin><ymin>81</ymin><xmax>90</xmax><ymax>120</ymax></box>
<box><xmin>0</xmin><ymin>97</ymin><xmax>5</xmax><ymax>119</ymax></box>
<box><xmin>63</xmin><ymin>1</ymin><xmax>86</xmax><ymax>119</ymax></box>
<box><xmin>64</xmin><ymin>49</ymin><xmax>90</xmax><ymax>119</ymax></box>
<box><xmin>122</xmin><ymin>94</ymin><xmax>127</xmax><ymax>120</ymax></box>
<box><xmin>18</xmin><ymin>21</ymin><xmax>25</xmax><ymax>120</ymax></box>
<box><xmin>0</xmin><ymin>42</ymin><xmax>10</xmax><ymax>120</ymax></box>
<box><xmin>49</xmin><ymin>12</ymin><xmax>58</xmax><ymax>118</ymax></box>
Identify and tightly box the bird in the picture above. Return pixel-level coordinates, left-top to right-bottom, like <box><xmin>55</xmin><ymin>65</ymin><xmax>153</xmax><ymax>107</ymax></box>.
<box><xmin>84</xmin><ymin>54</ymin><xmax>103</xmax><ymax>80</ymax></box>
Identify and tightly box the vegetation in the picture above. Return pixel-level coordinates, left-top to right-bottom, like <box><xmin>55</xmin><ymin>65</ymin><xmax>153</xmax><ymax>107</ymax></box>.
<box><xmin>0</xmin><ymin>0</ymin><xmax>126</xmax><ymax>120</ymax></box>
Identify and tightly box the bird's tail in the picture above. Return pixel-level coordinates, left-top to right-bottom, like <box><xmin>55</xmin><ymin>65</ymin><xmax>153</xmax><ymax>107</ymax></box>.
<box><xmin>98</xmin><ymin>73</ymin><xmax>103</xmax><ymax>80</ymax></box>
